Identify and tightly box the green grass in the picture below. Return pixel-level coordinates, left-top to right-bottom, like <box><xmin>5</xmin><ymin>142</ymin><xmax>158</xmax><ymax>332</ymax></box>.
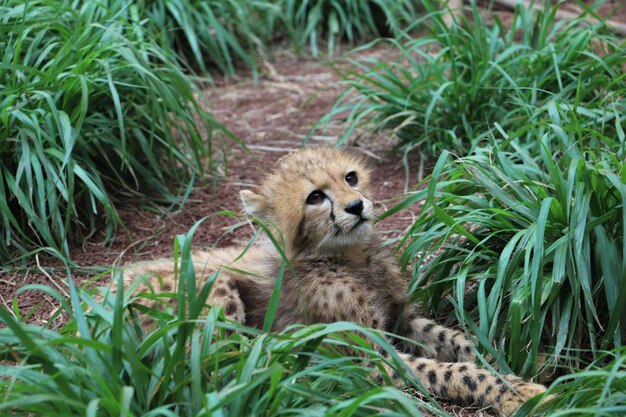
<box><xmin>383</xmin><ymin>97</ymin><xmax>625</xmax><ymax>379</ymax></box>
<box><xmin>0</xmin><ymin>221</ymin><xmax>447</xmax><ymax>417</ymax></box>
<box><xmin>141</xmin><ymin>0</ymin><xmax>284</xmax><ymax>77</ymax></box>
<box><xmin>0</xmin><ymin>0</ymin><xmax>226</xmax><ymax>263</ymax></box>
<box><xmin>284</xmin><ymin>0</ymin><xmax>418</xmax><ymax>57</ymax></box>
<box><xmin>540</xmin><ymin>348</ymin><xmax>626</xmax><ymax>416</ymax></box>
<box><xmin>320</xmin><ymin>0</ymin><xmax>626</xmax><ymax>156</ymax></box>
<box><xmin>139</xmin><ymin>0</ymin><xmax>420</xmax><ymax>75</ymax></box>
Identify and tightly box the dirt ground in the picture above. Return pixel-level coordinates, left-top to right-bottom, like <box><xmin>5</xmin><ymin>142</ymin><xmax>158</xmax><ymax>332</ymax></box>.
<box><xmin>0</xmin><ymin>1</ymin><xmax>623</xmax><ymax>415</ymax></box>
<box><xmin>555</xmin><ymin>0</ymin><xmax>626</xmax><ymax>23</ymax></box>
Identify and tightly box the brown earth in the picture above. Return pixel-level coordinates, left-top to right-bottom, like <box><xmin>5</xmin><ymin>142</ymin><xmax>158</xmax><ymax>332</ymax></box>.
<box><xmin>552</xmin><ymin>0</ymin><xmax>626</xmax><ymax>24</ymax></box>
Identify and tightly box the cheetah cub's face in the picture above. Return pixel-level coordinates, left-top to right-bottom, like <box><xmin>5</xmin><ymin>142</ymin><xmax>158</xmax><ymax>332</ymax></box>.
<box><xmin>240</xmin><ymin>148</ymin><xmax>374</xmax><ymax>255</ymax></box>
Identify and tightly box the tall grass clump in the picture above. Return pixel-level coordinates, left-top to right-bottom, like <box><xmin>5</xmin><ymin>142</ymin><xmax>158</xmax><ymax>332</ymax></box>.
<box><xmin>0</xmin><ymin>223</ymin><xmax>447</xmax><ymax>417</ymax></box>
<box><xmin>283</xmin><ymin>0</ymin><xmax>418</xmax><ymax>56</ymax></box>
<box><xmin>141</xmin><ymin>0</ymin><xmax>284</xmax><ymax>77</ymax></box>
<box><xmin>141</xmin><ymin>0</ymin><xmax>421</xmax><ymax>72</ymax></box>
<box><xmin>0</xmin><ymin>0</ymin><xmax>223</xmax><ymax>262</ymax></box>
<box><xmin>322</xmin><ymin>0</ymin><xmax>626</xmax><ymax>156</ymax></box>
<box><xmin>540</xmin><ymin>348</ymin><xmax>626</xmax><ymax>415</ymax></box>
<box><xmin>386</xmin><ymin>103</ymin><xmax>625</xmax><ymax>379</ymax></box>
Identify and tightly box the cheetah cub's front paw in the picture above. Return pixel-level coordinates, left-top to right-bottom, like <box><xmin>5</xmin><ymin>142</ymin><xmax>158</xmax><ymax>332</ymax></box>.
<box><xmin>500</xmin><ymin>380</ymin><xmax>549</xmax><ymax>416</ymax></box>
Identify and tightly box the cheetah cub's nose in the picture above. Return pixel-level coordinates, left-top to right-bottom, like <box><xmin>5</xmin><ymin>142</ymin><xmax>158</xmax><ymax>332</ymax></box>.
<box><xmin>345</xmin><ymin>199</ymin><xmax>364</xmax><ymax>216</ymax></box>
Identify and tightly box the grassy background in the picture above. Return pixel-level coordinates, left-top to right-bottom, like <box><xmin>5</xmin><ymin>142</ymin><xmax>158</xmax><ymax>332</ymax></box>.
<box><xmin>140</xmin><ymin>0</ymin><xmax>419</xmax><ymax>74</ymax></box>
<box><xmin>323</xmin><ymin>0</ymin><xmax>625</xmax><ymax>156</ymax></box>
<box><xmin>0</xmin><ymin>0</ymin><xmax>421</xmax><ymax>263</ymax></box>
<box><xmin>141</xmin><ymin>0</ymin><xmax>283</xmax><ymax>77</ymax></box>
<box><xmin>1</xmin><ymin>0</ymin><xmax>626</xmax><ymax>416</ymax></box>
<box><xmin>0</xmin><ymin>0</ymin><xmax>225</xmax><ymax>263</ymax></box>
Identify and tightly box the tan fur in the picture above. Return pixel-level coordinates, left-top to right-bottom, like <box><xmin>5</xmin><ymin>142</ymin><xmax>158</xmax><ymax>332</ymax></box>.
<box><xmin>108</xmin><ymin>147</ymin><xmax>547</xmax><ymax>415</ymax></box>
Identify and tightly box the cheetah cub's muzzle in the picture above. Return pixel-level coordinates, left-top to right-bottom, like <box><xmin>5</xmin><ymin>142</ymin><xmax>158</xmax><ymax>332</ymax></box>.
<box><xmin>305</xmin><ymin>185</ymin><xmax>375</xmax><ymax>250</ymax></box>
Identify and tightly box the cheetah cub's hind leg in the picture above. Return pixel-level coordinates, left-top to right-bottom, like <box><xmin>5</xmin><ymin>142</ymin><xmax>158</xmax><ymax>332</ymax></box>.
<box><xmin>399</xmin><ymin>305</ymin><xmax>475</xmax><ymax>363</ymax></box>
<box><xmin>105</xmin><ymin>262</ymin><xmax>246</xmax><ymax>325</ymax></box>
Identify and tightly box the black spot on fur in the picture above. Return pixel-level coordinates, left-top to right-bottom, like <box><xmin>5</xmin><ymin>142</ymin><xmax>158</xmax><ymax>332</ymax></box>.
<box><xmin>444</xmin><ymin>370</ymin><xmax>452</xmax><ymax>381</ymax></box>
<box><xmin>499</xmin><ymin>385</ymin><xmax>508</xmax><ymax>395</ymax></box>
<box><xmin>465</xmin><ymin>394</ymin><xmax>475</xmax><ymax>404</ymax></box>
<box><xmin>417</xmin><ymin>363</ymin><xmax>426</xmax><ymax>371</ymax></box>
<box><xmin>485</xmin><ymin>385</ymin><xmax>493</xmax><ymax>394</ymax></box>
<box><xmin>295</xmin><ymin>216</ymin><xmax>307</xmax><ymax>250</ymax></box>
<box><xmin>213</xmin><ymin>287</ymin><xmax>228</xmax><ymax>297</ymax></box>
<box><xmin>423</xmin><ymin>323</ymin><xmax>434</xmax><ymax>333</ymax></box>
<box><xmin>336</xmin><ymin>292</ymin><xmax>344</xmax><ymax>301</ymax></box>
<box><xmin>427</xmin><ymin>370</ymin><xmax>437</xmax><ymax>385</ymax></box>
<box><xmin>438</xmin><ymin>331</ymin><xmax>446</xmax><ymax>342</ymax></box>
<box><xmin>410</xmin><ymin>347</ymin><xmax>423</xmax><ymax>356</ymax></box>
<box><xmin>438</xmin><ymin>386</ymin><xmax>448</xmax><ymax>398</ymax></box>
<box><xmin>463</xmin><ymin>375</ymin><xmax>477</xmax><ymax>391</ymax></box>
<box><xmin>225</xmin><ymin>301</ymin><xmax>237</xmax><ymax>315</ymax></box>
<box><xmin>478</xmin><ymin>373</ymin><xmax>486</xmax><ymax>382</ymax></box>
<box><xmin>458</xmin><ymin>365</ymin><xmax>468</xmax><ymax>372</ymax></box>
<box><xmin>465</xmin><ymin>345</ymin><xmax>472</xmax><ymax>354</ymax></box>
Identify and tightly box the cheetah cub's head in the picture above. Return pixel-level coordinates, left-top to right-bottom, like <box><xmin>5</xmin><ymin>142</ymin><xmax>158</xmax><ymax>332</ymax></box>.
<box><xmin>240</xmin><ymin>147</ymin><xmax>375</xmax><ymax>256</ymax></box>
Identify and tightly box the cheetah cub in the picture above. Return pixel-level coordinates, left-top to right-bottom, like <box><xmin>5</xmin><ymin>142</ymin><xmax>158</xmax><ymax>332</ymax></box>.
<box><xmin>116</xmin><ymin>147</ymin><xmax>547</xmax><ymax>416</ymax></box>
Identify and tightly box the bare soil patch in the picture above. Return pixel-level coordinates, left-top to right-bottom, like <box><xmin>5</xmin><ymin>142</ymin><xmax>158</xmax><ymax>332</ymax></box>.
<box><xmin>489</xmin><ymin>0</ymin><xmax>626</xmax><ymax>30</ymax></box>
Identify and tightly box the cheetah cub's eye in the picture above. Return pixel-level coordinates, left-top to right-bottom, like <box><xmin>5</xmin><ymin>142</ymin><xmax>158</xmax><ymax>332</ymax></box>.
<box><xmin>345</xmin><ymin>171</ymin><xmax>358</xmax><ymax>186</ymax></box>
<box><xmin>306</xmin><ymin>190</ymin><xmax>326</xmax><ymax>205</ymax></box>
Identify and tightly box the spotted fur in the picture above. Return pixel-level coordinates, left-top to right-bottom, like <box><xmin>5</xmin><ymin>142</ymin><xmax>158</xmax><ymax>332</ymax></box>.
<box><xmin>110</xmin><ymin>147</ymin><xmax>547</xmax><ymax>416</ymax></box>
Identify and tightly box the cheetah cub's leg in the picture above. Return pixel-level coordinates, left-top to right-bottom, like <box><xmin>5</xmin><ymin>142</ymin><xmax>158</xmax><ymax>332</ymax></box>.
<box><xmin>399</xmin><ymin>305</ymin><xmax>475</xmax><ymax>362</ymax></box>
<box><xmin>205</xmin><ymin>271</ymin><xmax>245</xmax><ymax>323</ymax></box>
<box><xmin>106</xmin><ymin>262</ymin><xmax>245</xmax><ymax>323</ymax></box>
<box><xmin>384</xmin><ymin>353</ymin><xmax>547</xmax><ymax>416</ymax></box>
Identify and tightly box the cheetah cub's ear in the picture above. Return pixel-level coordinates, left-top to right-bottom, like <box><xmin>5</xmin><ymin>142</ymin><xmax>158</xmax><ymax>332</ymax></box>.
<box><xmin>240</xmin><ymin>190</ymin><xmax>267</xmax><ymax>218</ymax></box>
